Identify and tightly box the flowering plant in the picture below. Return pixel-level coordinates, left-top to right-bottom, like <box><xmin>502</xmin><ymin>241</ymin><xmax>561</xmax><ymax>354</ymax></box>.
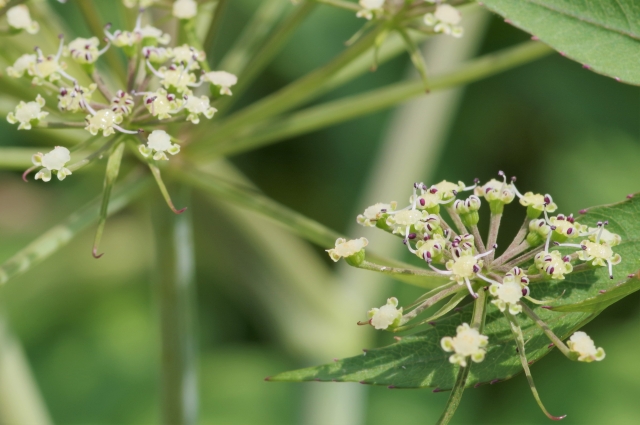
<box><xmin>0</xmin><ymin>0</ymin><xmax>638</xmax><ymax>424</ymax></box>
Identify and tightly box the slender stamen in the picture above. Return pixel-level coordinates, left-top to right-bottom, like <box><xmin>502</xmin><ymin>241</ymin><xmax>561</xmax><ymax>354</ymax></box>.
<box><xmin>55</xmin><ymin>34</ymin><xmax>65</xmax><ymax>61</ymax></box>
<box><xmin>544</xmin><ymin>225</ymin><xmax>555</xmax><ymax>252</ymax></box>
<box><xmin>464</xmin><ymin>277</ymin><xmax>478</xmax><ymax>299</ymax></box>
<box><xmin>475</xmin><ymin>249</ymin><xmax>494</xmax><ymax>260</ymax></box>
<box><xmin>476</xmin><ymin>273</ymin><xmax>500</xmax><ymax>286</ymax></box>
<box><xmin>607</xmin><ymin>260</ymin><xmax>613</xmax><ymax>279</ymax></box>
<box><xmin>404</xmin><ymin>226</ymin><xmax>416</xmax><ymax>254</ymax></box>
<box><xmin>113</xmin><ymin>124</ymin><xmax>141</xmax><ymax>135</ymax></box>
<box><xmin>554</xmin><ymin>242</ymin><xmax>583</xmax><ymax>249</ymax></box>
<box><xmin>146</xmin><ymin>59</ymin><xmax>164</xmax><ymax>78</ymax></box>
<box><xmin>97</xmin><ymin>38</ymin><xmax>111</xmax><ymax>56</ymax></box>
<box><xmin>426</xmin><ymin>261</ymin><xmax>452</xmax><ymax>275</ymax></box>
<box><xmin>596</xmin><ymin>221</ymin><xmax>607</xmax><ymax>244</ymax></box>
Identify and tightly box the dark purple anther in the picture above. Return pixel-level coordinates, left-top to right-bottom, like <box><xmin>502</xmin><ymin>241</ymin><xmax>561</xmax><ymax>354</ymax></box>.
<box><xmin>490</xmin><ymin>379</ymin><xmax>500</xmax><ymax>385</ymax></box>
<box><xmin>474</xmin><ymin>178</ymin><xmax>480</xmax><ymax>184</ymax></box>
<box><xmin>426</xmin><ymin>251</ymin><xmax>432</xmax><ymax>259</ymax></box>
<box><xmin>550</xmin><ymin>226</ymin><xmax>557</xmax><ymax>231</ymax></box>
<box><xmin>548</xmin><ymin>267</ymin><xmax>555</xmax><ymax>275</ymax></box>
<box><xmin>522</xmin><ymin>287</ymin><xmax>530</xmax><ymax>297</ymax></box>
<box><xmin>544</xmin><ymin>195</ymin><xmax>552</xmax><ymax>204</ymax></box>
<box><xmin>581</xmin><ymin>245</ymin><xmax>587</xmax><ymax>250</ymax></box>
<box><xmin>452</xmin><ymin>190</ymin><xmax>458</xmax><ymax>196</ymax></box>
<box><xmin>473</xmin><ymin>264</ymin><xmax>480</xmax><ymax>273</ymax></box>
<box><xmin>430</xmin><ymin>188</ymin><xmax>438</xmax><ymax>194</ymax></box>
<box><xmin>604</xmin><ymin>220</ymin><xmax>609</xmax><ymax>225</ymax></box>
<box><xmin>424</xmin><ymin>234</ymin><xmax>430</xmax><ymax>241</ymax></box>
<box><xmin>420</xmin><ymin>198</ymin><xmax>426</xmax><ymax>206</ymax></box>
<box><xmin>563</xmin><ymin>256</ymin><xmax>571</xmax><ymax>263</ymax></box>
<box><xmin>408</xmin><ymin>233</ymin><xmax>416</xmax><ymax>239</ymax></box>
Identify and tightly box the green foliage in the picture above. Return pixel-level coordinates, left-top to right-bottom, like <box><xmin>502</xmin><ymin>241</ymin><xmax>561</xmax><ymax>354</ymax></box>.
<box><xmin>270</xmin><ymin>194</ymin><xmax>640</xmax><ymax>389</ymax></box>
<box><xmin>480</xmin><ymin>0</ymin><xmax>640</xmax><ymax>85</ymax></box>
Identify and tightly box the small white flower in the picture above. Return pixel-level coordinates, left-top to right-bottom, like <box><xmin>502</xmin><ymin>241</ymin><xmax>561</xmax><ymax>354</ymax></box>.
<box><xmin>578</xmin><ymin>241</ymin><xmax>621</xmax><ymax>275</ymax></box>
<box><xmin>184</xmin><ymin>95</ymin><xmax>217</xmax><ymax>124</ymax></box>
<box><xmin>475</xmin><ymin>177</ymin><xmax>515</xmax><ymax>205</ymax></box>
<box><xmin>567</xmin><ymin>331</ymin><xmax>605</xmax><ymax>362</ymax></box>
<box><xmin>585</xmin><ymin>226</ymin><xmax>621</xmax><ymax>246</ymax></box>
<box><xmin>202</xmin><ymin>71</ymin><xmax>238</xmax><ymax>96</ymax></box>
<box><xmin>367</xmin><ymin>297</ymin><xmax>402</xmax><ymax>330</ymax></box>
<box><xmin>67</xmin><ymin>37</ymin><xmax>104</xmax><ymax>65</ymax></box>
<box><xmin>490</xmin><ymin>277</ymin><xmax>524</xmax><ymax>315</ymax></box>
<box><xmin>143</xmin><ymin>46</ymin><xmax>172</xmax><ymax>64</ymax></box>
<box><xmin>85</xmin><ymin>109</ymin><xmax>124</xmax><ymax>136</ymax></box>
<box><xmin>110</xmin><ymin>30</ymin><xmax>139</xmax><ymax>48</ymax></box>
<box><xmin>518</xmin><ymin>192</ymin><xmax>557</xmax><ymax>217</ymax></box>
<box><xmin>357</xmin><ymin>201</ymin><xmax>397</xmax><ymax>227</ymax></box>
<box><xmin>170</xmin><ymin>44</ymin><xmax>206</xmax><ymax>69</ymax></box>
<box><xmin>172</xmin><ymin>0</ymin><xmax>197</xmax><ymax>20</ymax></box>
<box><xmin>424</xmin><ymin>4</ymin><xmax>463</xmax><ymax>38</ymax></box>
<box><xmin>139</xmin><ymin>130</ymin><xmax>181</xmax><ymax>161</ymax></box>
<box><xmin>7</xmin><ymin>5</ymin><xmax>39</xmax><ymax>34</ymax></box>
<box><xmin>143</xmin><ymin>89</ymin><xmax>183</xmax><ymax>119</ymax></box>
<box><xmin>138</xmin><ymin>25</ymin><xmax>171</xmax><ymax>45</ymax></box>
<box><xmin>159</xmin><ymin>64</ymin><xmax>198</xmax><ymax>94</ymax></box>
<box><xmin>356</xmin><ymin>0</ymin><xmax>384</xmax><ymax>20</ymax></box>
<box><xmin>58</xmin><ymin>84</ymin><xmax>96</xmax><ymax>113</ymax></box>
<box><xmin>33</xmin><ymin>146</ymin><xmax>72</xmax><ymax>182</ymax></box>
<box><xmin>6</xmin><ymin>53</ymin><xmax>36</xmax><ymax>78</ymax></box>
<box><xmin>441</xmin><ymin>323</ymin><xmax>488</xmax><ymax>367</ymax></box>
<box><xmin>7</xmin><ymin>95</ymin><xmax>48</xmax><ymax>130</ymax></box>
<box><xmin>326</xmin><ymin>237</ymin><xmax>368</xmax><ymax>262</ymax></box>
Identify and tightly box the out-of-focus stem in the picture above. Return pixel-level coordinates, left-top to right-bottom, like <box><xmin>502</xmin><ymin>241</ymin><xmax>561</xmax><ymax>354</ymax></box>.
<box><xmin>197</xmin><ymin>41</ymin><xmax>553</xmax><ymax>159</ymax></box>
<box><xmin>0</xmin><ymin>172</ymin><xmax>150</xmax><ymax>285</ymax></box>
<box><xmin>436</xmin><ymin>289</ymin><xmax>486</xmax><ymax>425</ymax></box>
<box><xmin>203</xmin><ymin>0</ymin><xmax>228</xmax><ymax>61</ymax></box>
<box><xmin>152</xmin><ymin>186</ymin><xmax>199</xmax><ymax>425</ymax></box>
<box><xmin>486</xmin><ymin>213</ymin><xmax>502</xmax><ymax>262</ymax></box>
<box><xmin>76</xmin><ymin>1</ymin><xmax>126</xmax><ymax>82</ymax></box>
<box><xmin>215</xmin><ymin>1</ymin><xmax>317</xmax><ymax>114</ymax></box>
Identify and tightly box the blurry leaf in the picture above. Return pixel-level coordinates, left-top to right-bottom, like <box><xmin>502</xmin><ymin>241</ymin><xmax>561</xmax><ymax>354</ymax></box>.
<box><xmin>481</xmin><ymin>0</ymin><xmax>640</xmax><ymax>85</ymax></box>
<box><xmin>550</xmin><ymin>277</ymin><xmax>640</xmax><ymax>313</ymax></box>
<box><xmin>270</xmin><ymin>194</ymin><xmax>640</xmax><ymax>388</ymax></box>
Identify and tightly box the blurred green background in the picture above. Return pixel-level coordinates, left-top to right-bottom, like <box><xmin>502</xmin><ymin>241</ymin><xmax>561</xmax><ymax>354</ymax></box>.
<box><xmin>0</xmin><ymin>1</ymin><xmax>639</xmax><ymax>424</ymax></box>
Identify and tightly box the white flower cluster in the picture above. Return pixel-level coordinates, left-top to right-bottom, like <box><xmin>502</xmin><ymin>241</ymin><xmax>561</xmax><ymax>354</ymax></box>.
<box><xmin>6</xmin><ymin>5</ymin><xmax>238</xmax><ymax>183</ymax></box>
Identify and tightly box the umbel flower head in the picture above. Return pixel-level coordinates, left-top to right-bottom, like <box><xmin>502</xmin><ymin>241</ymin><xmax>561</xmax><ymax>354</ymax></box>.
<box><xmin>327</xmin><ymin>237</ymin><xmax>368</xmax><ymax>265</ymax></box>
<box><xmin>5</xmin><ymin>2</ymin><xmax>239</xmax><ymax>255</ymax></box>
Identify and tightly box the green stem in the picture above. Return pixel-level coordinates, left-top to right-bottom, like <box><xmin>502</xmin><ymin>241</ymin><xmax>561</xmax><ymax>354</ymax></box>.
<box><xmin>203</xmin><ymin>0</ymin><xmax>228</xmax><ymax>63</ymax></box>
<box><xmin>445</xmin><ymin>205</ymin><xmax>468</xmax><ymax>235</ymax></box>
<box><xmin>520</xmin><ymin>302</ymin><xmax>573</xmax><ymax>359</ymax></box>
<box><xmin>152</xmin><ymin>186</ymin><xmax>199</xmax><ymax>425</ymax></box>
<box><xmin>92</xmin><ymin>142</ymin><xmax>125</xmax><ymax>258</ymax></box>
<box><xmin>492</xmin><ymin>240</ymin><xmax>530</xmax><ymax>268</ymax></box>
<box><xmin>356</xmin><ymin>260</ymin><xmax>445</xmax><ymax>279</ymax></box>
<box><xmin>0</xmin><ymin>172</ymin><xmax>150</xmax><ymax>285</ymax></box>
<box><xmin>436</xmin><ymin>289</ymin><xmax>486</xmax><ymax>425</ymax></box>
<box><xmin>486</xmin><ymin>213</ymin><xmax>502</xmax><ymax>262</ymax></box>
<box><xmin>76</xmin><ymin>1</ymin><xmax>126</xmax><ymax>83</ymax></box>
<box><xmin>217</xmin><ymin>0</ymin><xmax>288</xmax><ymax>75</ymax></box>
<box><xmin>504</xmin><ymin>311</ymin><xmax>566</xmax><ymax>421</ymax></box>
<box><xmin>496</xmin><ymin>245</ymin><xmax>543</xmax><ymax>272</ymax></box>
<box><xmin>470</xmin><ymin>225</ymin><xmax>486</xmax><ymax>253</ymax></box>
<box><xmin>198</xmin><ymin>41</ymin><xmax>553</xmax><ymax>158</ymax></box>
<box><xmin>398</xmin><ymin>283</ymin><xmax>463</xmax><ymax>325</ymax></box>
<box><xmin>36</xmin><ymin>122</ymin><xmax>86</xmax><ymax>129</ymax></box>
<box><xmin>214</xmin><ymin>1</ymin><xmax>317</xmax><ymax>114</ymax></box>
<box><xmin>190</xmin><ymin>24</ymin><xmax>383</xmax><ymax>149</ymax></box>
<box><xmin>173</xmin><ymin>165</ymin><xmax>429</xmax><ymax>284</ymax></box>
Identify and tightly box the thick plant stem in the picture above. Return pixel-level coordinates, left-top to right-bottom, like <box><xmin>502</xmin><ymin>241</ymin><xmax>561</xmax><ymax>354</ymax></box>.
<box><xmin>436</xmin><ymin>289</ymin><xmax>486</xmax><ymax>425</ymax></box>
<box><xmin>520</xmin><ymin>303</ymin><xmax>573</xmax><ymax>359</ymax></box>
<box><xmin>152</xmin><ymin>186</ymin><xmax>198</xmax><ymax>425</ymax></box>
<box><xmin>486</xmin><ymin>213</ymin><xmax>502</xmax><ymax>262</ymax></box>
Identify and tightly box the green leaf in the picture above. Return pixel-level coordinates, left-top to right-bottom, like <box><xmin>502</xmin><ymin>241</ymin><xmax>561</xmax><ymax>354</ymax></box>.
<box><xmin>269</xmin><ymin>194</ymin><xmax>640</xmax><ymax>389</ymax></box>
<box><xmin>550</xmin><ymin>277</ymin><xmax>640</xmax><ymax>312</ymax></box>
<box><xmin>480</xmin><ymin>0</ymin><xmax>640</xmax><ymax>85</ymax></box>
